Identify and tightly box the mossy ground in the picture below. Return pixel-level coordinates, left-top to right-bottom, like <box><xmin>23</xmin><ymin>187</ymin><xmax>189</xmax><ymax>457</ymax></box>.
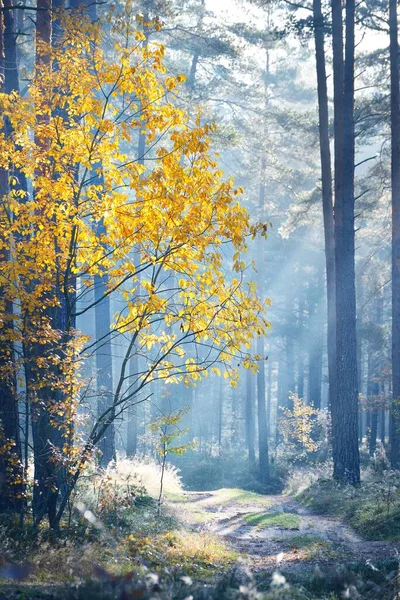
<box><xmin>296</xmin><ymin>477</ymin><xmax>400</xmax><ymax>541</ymax></box>
<box><xmin>1</xmin><ymin>484</ymin><xmax>400</xmax><ymax>599</ymax></box>
<box><xmin>244</xmin><ymin>511</ymin><xmax>300</xmax><ymax>530</ymax></box>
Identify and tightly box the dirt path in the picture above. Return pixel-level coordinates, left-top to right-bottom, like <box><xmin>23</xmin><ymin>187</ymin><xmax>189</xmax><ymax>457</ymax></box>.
<box><xmin>175</xmin><ymin>489</ymin><xmax>400</xmax><ymax>575</ymax></box>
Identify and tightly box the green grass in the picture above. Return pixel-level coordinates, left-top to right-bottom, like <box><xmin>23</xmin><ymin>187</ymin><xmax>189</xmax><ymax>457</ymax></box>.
<box><xmin>210</xmin><ymin>488</ymin><xmax>274</xmax><ymax>507</ymax></box>
<box><xmin>245</xmin><ymin>511</ymin><xmax>300</xmax><ymax>529</ymax></box>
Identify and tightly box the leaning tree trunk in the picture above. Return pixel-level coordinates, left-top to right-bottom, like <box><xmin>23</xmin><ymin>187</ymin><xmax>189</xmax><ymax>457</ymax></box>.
<box><xmin>390</xmin><ymin>0</ymin><xmax>400</xmax><ymax>469</ymax></box>
<box><xmin>332</xmin><ymin>0</ymin><xmax>360</xmax><ymax>484</ymax></box>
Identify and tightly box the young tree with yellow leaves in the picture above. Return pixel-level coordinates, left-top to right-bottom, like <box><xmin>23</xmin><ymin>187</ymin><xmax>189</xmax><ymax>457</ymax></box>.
<box><xmin>0</xmin><ymin>6</ymin><xmax>269</xmax><ymax>527</ymax></box>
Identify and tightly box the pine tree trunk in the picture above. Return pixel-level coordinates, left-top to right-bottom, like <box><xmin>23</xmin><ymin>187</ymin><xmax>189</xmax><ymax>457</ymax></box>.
<box><xmin>257</xmin><ymin>336</ymin><xmax>270</xmax><ymax>484</ymax></box>
<box><xmin>286</xmin><ymin>333</ymin><xmax>295</xmax><ymax>409</ymax></box>
<box><xmin>266</xmin><ymin>358</ymin><xmax>272</xmax><ymax>438</ymax></box>
<box><xmin>309</xmin><ymin>338</ymin><xmax>323</xmax><ymax>410</ymax></box>
<box><xmin>380</xmin><ymin>408</ymin><xmax>386</xmax><ymax>444</ymax></box>
<box><xmin>126</xmin><ymin>352</ymin><xmax>138</xmax><ymax>457</ymax></box>
<box><xmin>276</xmin><ymin>354</ymin><xmax>286</xmax><ymax>445</ymax></box>
<box><xmin>0</xmin><ymin>0</ymin><xmax>24</xmax><ymax>515</ymax></box>
<box><xmin>369</xmin><ymin>405</ymin><xmax>378</xmax><ymax>457</ymax></box>
<box><xmin>218</xmin><ymin>376</ymin><xmax>223</xmax><ymax>453</ymax></box>
<box><xmin>95</xmin><ymin>275</ymin><xmax>115</xmax><ymax>467</ymax></box>
<box><xmin>331</xmin><ymin>0</ymin><xmax>360</xmax><ymax>484</ymax></box>
<box><xmin>297</xmin><ymin>297</ymin><xmax>305</xmax><ymax>399</ymax></box>
<box><xmin>389</xmin><ymin>0</ymin><xmax>400</xmax><ymax>469</ymax></box>
<box><xmin>231</xmin><ymin>376</ymin><xmax>238</xmax><ymax>445</ymax></box>
<box><xmin>245</xmin><ymin>368</ymin><xmax>256</xmax><ymax>463</ymax></box>
<box><xmin>30</xmin><ymin>0</ymin><xmax>67</xmax><ymax>528</ymax></box>
<box><xmin>308</xmin><ymin>270</ymin><xmax>324</xmax><ymax>410</ymax></box>
<box><xmin>313</xmin><ymin>0</ymin><xmax>336</xmax><ymax>412</ymax></box>
<box><xmin>186</xmin><ymin>0</ymin><xmax>204</xmax><ymax>91</ymax></box>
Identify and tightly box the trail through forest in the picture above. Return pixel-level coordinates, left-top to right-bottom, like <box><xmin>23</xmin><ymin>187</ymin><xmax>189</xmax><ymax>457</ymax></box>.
<box><xmin>174</xmin><ymin>490</ymin><xmax>400</xmax><ymax>576</ymax></box>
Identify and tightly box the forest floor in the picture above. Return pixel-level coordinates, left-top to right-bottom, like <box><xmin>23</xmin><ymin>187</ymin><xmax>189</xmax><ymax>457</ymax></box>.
<box><xmin>171</xmin><ymin>488</ymin><xmax>400</xmax><ymax>577</ymax></box>
<box><xmin>1</xmin><ymin>486</ymin><xmax>400</xmax><ymax>599</ymax></box>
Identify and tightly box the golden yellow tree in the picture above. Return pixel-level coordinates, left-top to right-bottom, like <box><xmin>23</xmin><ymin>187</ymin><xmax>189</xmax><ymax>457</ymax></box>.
<box><xmin>0</xmin><ymin>6</ymin><xmax>269</xmax><ymax>527</ymax></box>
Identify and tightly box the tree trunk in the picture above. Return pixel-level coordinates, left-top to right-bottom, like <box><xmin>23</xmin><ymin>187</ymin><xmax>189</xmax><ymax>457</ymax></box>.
<box><xmin>369</xmin><ymin>404</ymin><xmax>378</xmax><ymax>457</ymax></box>
<box><xmin>231</xmin><ymin>374</ymin><xmax>238</xmax><ymax>445</ymax></box>
<box><xmin>297</xmin><ymin>297</ymin><xmax>305</xmax><ymax>399</ymax></box>
<box><xmin>313</xmin><ymin>0</ymin><xmax>336</xmax><ymax>412</ymax></box>
<box><xmin>390</xmin><ymin>0</ymin><xmax>400</xmax><ymax>469</ymax></box>
<box><xmin>308</xmin><ymin>271</ymin><xmax>324</xmax><ymax>410</ymax></box>
<box><xmin>30</xmin><ymin>0</ymin><xmax>67</xmax><ymax>528</ymax></box>
<box><xmin>276</xmin><ymin>353</ymin><xmax>286</xmax><ymax>445</ymax></box>
<box><xmin>126</xmin><ymin>352</ymin><xmax>138</xmax><ymax>457</ymax></box>
<box><xmin>95</xmin><ymin>275</ymin><xmax>115</xmax><ymax>467</ymax></box>
<box><xmin>356</xmin><ymin>270</ymin><xmax>364</xmax><ymax>443</ymax></box>
<box><xmin>125</xmin><ymin>24</ymin><xmax>148</xmax><ymax>458</ymax></box>
<box><xmin>266</xmin><ymin>358</ymin><xmax>272</xmax><ymax>438</ymax></box>
<box><xmin>245</xmin><ymin>367</ymin><xmax>256</xmax><ymax>463</ymax></box>
<box><xmin>308</xmin><ymin>336</ymin><xmax>323</xmax><ymax>409</ymax></box>
<box><xmin>186</xmin><ymin>0</ymin><xmax>205</xmax><ymax>91</ymax></box>
<box><xmin>367</xmin><ymin>345</ymin><xmax>379</xmax><ymax>457</ymax></box>
<box><xmin>257</xmin><ymin>336</ymin><xmax>270</xmax><ymax>484</ymax></box>
<box><xmin>331</xmin><ymin>0</ymin><xmax>360</xmax><ymax>484</ymax></box>
<box><xmin>218</xmin><ymin>376</ymin><xmax>223</xmax><ymax>453</ymax></box>
<box><xmin>286</xmin><ymin>332</ymin><xmax>295</xmax><ymax>408</ymax></box>
<box><xmin>380</xmin><ymin>408</ymin><xmax>386</xmax><ymax>445</ymax></box>
<box><xmin>0</xmin><ymin>0</ymin><xmax>24</xmax><ymax>515</ymax></box>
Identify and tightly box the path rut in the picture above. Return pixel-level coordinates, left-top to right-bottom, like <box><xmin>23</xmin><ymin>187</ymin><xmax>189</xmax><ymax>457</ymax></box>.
<box><xmin>177</xmin><ymin>491</ymin><xmax>400</xmax><ymax>574</ymax></box>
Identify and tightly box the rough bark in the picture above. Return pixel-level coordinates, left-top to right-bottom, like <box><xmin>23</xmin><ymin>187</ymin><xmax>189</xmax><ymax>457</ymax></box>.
<box><xmin>331</xmin><ymin>0</ymin><xmax>360</xmax><ymax>484</ymax></box>
<box><xmin>95</xmin><ymin>273</ymin><xmax>115</xmax><ymax>467</ymax></box>
<box><xmin>30</xmin><ymin>0</ymin><xmax>68</xmax><ymax>527</ymax></box>
<box><xmin>313</xmin><ymin>0</ymin><xmax>336</xmax><ymax>411</ymax></box>
<box><xmin>308</xmin><ymin>271</ymin><xmax>324</xmax><ymax>410</ymax></box>
<box><xmin>0</xmin><ymin>0</ymin><xmax>24</xmax><ymax>515</ymax></box>
<box><xmin>390</xmin><ymin>0</ymin><xmax>400</xmax><ymax>469</ymax></box>
<box><xmin>367</xmin><ymin>344</ymin><xmax>379</xmax><ymax>457</ymax></box>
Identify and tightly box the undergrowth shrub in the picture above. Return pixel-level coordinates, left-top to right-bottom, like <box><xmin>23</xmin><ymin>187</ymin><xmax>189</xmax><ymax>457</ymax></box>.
<box><xmin>75</xmin><ymin>455</ymin><xmax>183</xmax><ymax>519</ymax></box>
<box><xmin>288</xmin><ymin>462</ymin><xmax>400</xmax><ymax>541</ymax></box>
<box><xmin>123</xmin><ymin>530</ymin><xmax>237</xmax><ymax>578</ymax></box>
<box><xmin>278</xmin><ymin>396</ymin><xmax>331</xmax><ymax>466</ymax></box>
<box><xmin>172</xmin><ymin>450</ymin><xmax>284</xmax><ymax>493</ymax></box>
